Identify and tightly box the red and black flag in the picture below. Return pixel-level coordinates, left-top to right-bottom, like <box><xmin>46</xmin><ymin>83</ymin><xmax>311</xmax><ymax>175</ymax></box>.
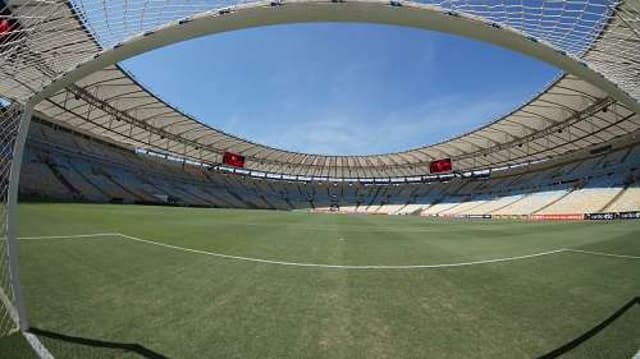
<box><xmin>0</xmin><ymin>1</ymin><xmax>22</xmax><ymax>52</ymax></box>
<box><xmin>222</xmin><ymin>151</ymin><xmax>245</xmax><ymax>168</ymax></box>
<box><xmin>429</xmin><ymin>158</ymin><xmax>452</xmax><ymax>174</ymax></box>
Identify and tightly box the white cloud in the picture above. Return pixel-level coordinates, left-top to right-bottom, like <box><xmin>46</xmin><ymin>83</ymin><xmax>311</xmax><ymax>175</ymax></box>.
<box><xmin>250</xmin><ymin>91</ymin><xmax>522</xmax><ymax>155</ymax></box>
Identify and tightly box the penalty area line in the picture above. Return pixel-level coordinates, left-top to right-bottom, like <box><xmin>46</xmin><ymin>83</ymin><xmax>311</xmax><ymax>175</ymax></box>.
<box><xmin>14</xmin><ymin>232</ymin><xmax>640</xmax><ymax>269</ymax></box>
<box><xmin>117</xmin><ymin>232</ymin><xmax>568</xmax><ymax>270</ymax></box>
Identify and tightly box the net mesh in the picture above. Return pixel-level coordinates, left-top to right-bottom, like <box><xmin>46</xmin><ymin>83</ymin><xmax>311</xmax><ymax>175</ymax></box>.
<box><xmin>64</xmin><ymin>0</ymin><xmax>617</xmax><ymax>56</ymax></box>
<box><xmin>0</xmin><ymin>1</ymin><xmax>638</xmax><ymax>102</ymax></box>
<box><xmin>0</xmin><ymin>104</ymin><xmax>22</xmax><ymax>337</ymax></box>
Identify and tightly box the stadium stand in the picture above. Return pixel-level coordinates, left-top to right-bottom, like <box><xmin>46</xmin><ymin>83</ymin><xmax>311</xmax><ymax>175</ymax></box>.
<box><xmin>606</xmin><ymin>185</ymin><xmax>640</xmax><ymax>212</ymax></box>
<box><xmin>20</xmin><ymin>118</ymin><xmax>640</xmax><ymax>217</ymax></box>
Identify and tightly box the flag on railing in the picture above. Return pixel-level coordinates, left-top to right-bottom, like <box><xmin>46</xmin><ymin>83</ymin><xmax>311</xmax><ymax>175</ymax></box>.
<box><xmin>223</xmin><ymin>151</ymin><xmax>245</xmax><ymax>168</ymax></box>
<box><xmin>429</xmin><ymin>158</ymin><xmax>452</xmax><ymax>174</ymax></box>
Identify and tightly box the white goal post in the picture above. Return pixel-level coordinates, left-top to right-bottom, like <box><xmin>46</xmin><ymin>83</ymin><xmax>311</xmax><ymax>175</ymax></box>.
<box><xmin>0</xmin><ymin>103</ymin><xmax>31</xmax><ymax>335</ymax></box>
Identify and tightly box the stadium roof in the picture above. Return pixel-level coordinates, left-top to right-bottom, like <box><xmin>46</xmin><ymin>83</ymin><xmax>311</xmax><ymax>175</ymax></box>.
<box><xmin>1</xmin><ymin>0</ymin><xmax>639</xmax><ymax>178</ymax></box>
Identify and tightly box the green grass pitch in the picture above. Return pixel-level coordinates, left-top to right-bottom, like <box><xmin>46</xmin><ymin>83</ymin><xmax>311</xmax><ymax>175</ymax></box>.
<box><xmin>1</xmin><ymin>203</ymin><xmax>639</xmax><ymax>358</ymax></box>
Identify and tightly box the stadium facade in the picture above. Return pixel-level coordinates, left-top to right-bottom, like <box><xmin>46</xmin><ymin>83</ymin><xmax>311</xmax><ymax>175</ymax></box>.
<box><xmin>0</xmin><ymin>0</ymin><xmax>639</xmax><ymax>355</ymax></box>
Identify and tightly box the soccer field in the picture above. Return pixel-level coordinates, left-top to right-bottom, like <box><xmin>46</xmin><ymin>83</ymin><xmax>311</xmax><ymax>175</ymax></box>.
<box><xmin>3</xmin><ymin>203</ymin><xmax>640</xmax><ymax>358</ymax></box>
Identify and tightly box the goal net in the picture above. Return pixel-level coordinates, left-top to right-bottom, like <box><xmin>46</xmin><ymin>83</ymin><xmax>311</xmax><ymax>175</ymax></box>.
<box><xmin>0</xmin><ymin>103</ymin><xmax>25</xmax><ymax>336</ymax></box>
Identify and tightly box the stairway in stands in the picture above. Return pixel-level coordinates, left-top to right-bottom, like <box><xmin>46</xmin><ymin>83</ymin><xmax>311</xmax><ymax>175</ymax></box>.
<box><xmin>100</xmin><ymin>171</ymin><xmax>146</xmax><ymax>202</ymax></box>
<box><xmin>487</xmin><ymin>194</ymin><xmax>529</xmax><ymax>215</ymax></box>
<box><xmin>225</xmin><ymin>188</ymin><xmax>260</xmax><ymax>209</ymax></box>
<box><xmin>531</xmin><ymin>188</ymin><xmax>576</xmax><ymax>214</ymax></box>
<box><xmin>601</xmin><ymin>184</ymin><xmax>631</xmax><ymax>212</ymax></box>
<box><xmin>43</xmin><ymin>158</ymin><xmax>83</xmax><ymax>200</ymax></box>
<box><xmin>66</xmin><ymin>159</ymin><xmax>113</xmax><ymax>200</ymax></box>
<box><xmin>365</xmin><ymin>187</ymin><xmax>383</xmax><ymax>211</ymax></box>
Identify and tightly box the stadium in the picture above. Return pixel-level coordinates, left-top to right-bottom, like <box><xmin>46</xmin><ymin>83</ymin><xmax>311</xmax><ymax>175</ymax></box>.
<box><xmin>0</xmin><ymin>0</ymin><xmax>639</xmax><ymax>358</ymax></box>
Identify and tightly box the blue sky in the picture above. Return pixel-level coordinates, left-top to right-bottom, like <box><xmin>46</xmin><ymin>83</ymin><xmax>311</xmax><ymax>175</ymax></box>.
<box><xmin>122</xmin><ymin>23</ymin><xmax>559</xmax><ymax>156</ymax></box>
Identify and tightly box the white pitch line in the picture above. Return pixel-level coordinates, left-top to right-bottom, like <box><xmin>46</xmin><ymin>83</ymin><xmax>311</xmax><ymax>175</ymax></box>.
<box><xmin>117</xmin><ymin>233</ymin><xmax>568</xmax><ymax>269</ymax></box>
<box><xmin>566</xmin><ymin>248</ymin><xmax>640</xmax><ymax>260</ymax></box>
<box><xmin>23</xmin><ymin>332</ymin><xmax>54</xmax><ymax>359</ymax></box>
<box><xmin>17</xmin><ymin>232</ymin><xmax>640</xmax><ymax>270</ymax></box>
<box><xmin>17</xmin><ymin>233</ymin><xmax>120</xmax><ymax>240</ymax></box>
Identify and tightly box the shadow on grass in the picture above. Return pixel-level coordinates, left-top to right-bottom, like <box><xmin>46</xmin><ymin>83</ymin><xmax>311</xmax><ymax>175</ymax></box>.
<box><xmin>537</xmin><ymin>296</ymin><xmax>639</xmax><ymax>358</ymax></box>
<box><xmin>25</xmin><ymin>297</ymin><xmax>639</xmax><ymax>359</ymax></box>
<box><xmin>28</xmin><ymin>327</ymin><xmax>169</xmax><ymax>359</ymax></box>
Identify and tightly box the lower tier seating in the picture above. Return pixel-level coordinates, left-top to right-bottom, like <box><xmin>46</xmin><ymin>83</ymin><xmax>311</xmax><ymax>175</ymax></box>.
<box><xmin>19</xmin><ymin>119</ymin><xmax>640</xmax><ymax>216</ymax></box>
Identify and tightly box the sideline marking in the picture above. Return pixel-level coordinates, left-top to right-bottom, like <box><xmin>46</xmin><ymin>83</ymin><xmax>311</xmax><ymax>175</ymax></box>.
<box><xmin>18</xmin><ymin>233</ymin><xmax>119</xmax><ymax>240</ymax></box>
<box><xmin>18</xmin><ymin>233</ymin><xmax>640</xmax><ymax>270</ymax></box>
